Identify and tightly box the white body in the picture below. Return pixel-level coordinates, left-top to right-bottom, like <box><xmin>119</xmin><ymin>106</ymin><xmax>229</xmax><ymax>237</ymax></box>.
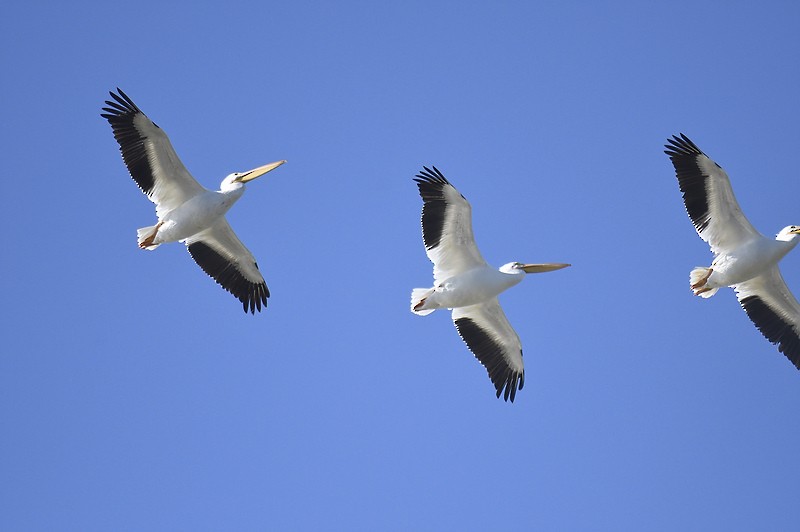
<box><xmin>703</xmin><ymin>234</ymin><xmax>798</xmax><ymax>291</ymax></box>
<box><xmin>413</xmin><ymin>263</ymin><xmax>525</xmax><ymax>313</ymax></box>
<box><xmin>146</xmin><ymin>185</ymin><xmax>244</xmax><ymax>247</ymax></box>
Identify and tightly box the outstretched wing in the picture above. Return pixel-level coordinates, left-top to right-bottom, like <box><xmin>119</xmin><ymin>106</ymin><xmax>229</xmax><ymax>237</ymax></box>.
<box><xmin>452</xmin><ymin>299</ymin><xmax>525</xmax><ymax>402</ymax></box>
<box><xmin>185</xmin><ymin>219</ymin><xmax>269</xmax><ymax>314</ymax></box>
<box><xmin>735</xmin><ymin>266</ymin><xmax>800</xmax><ymax>369</ymax></box>
<box><xmin>664</xmin><ymin>133</ymin><xmax>761</xmax><ymax>254</ymax></box>
<box><xmin>414</xmin><ymin>166</ymin><xmax>488</xmax><ymax>284</ymax></box>
<box><xmin>102</xmin><ymin>88</ymin><xmax>206</xmax><ymax>219</ymax></box>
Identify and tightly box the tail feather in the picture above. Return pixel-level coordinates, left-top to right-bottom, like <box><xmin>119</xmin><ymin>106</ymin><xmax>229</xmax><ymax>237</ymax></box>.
<box><xmin>690</xmin><ymin>267</ymin><xmax>718</xmax><ymax>298</ymax></box>
<box><xmin>697</xmin><ymin>286</ymin><xmax>719</xmax><ymax>298</ymax></box>
<box><xmin>137</xmin><ymin>225</ymin><xmax>161</xmax><ymax>250</ymax></box>
<box><xmin>411</xmin><ymin>288</ymin><xmax>435</xmax><ymax>316</ymax></box>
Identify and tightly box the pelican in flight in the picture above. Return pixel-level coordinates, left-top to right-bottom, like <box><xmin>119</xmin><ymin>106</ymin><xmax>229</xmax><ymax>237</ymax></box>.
<box><xmin>410</xmin><ymin>166</ymin><xmax>569</xmax><ymax>401</ymax></box>
<box><xmin>101</xmin><ymin>88</ymin><xmax>285</xmax><ymax>313</ymax></box>
<box><xmin>665</xmin><ymin>133</ymin><xmax>800</xmax><ymax>369</ymax></box>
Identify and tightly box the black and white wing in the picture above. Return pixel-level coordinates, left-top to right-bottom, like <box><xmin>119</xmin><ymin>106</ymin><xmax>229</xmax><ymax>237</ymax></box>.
<box><xmin>414</xmin><ymin>166</ymin><xmax>488</xmax><ymax>285</ymax></box>
<box><xmin>664</xmin><ymin>134</ymin><xmax>762</xmax><ymax>254</ymax></box>
<box><xmin>185</xmin><ymin>219</ymin><xmax>269</xmax><ymax>314</ymax></box>
<box><xmin>735</xmin><ymin>267</ymin><xmax>800</xmax><ymax>369</ymax></box>
<box><xmin>102</xmin><ymin>88</ymin><xmax>206</xmax><ymax>219</ymax></box>
<box><xmin>452</xmin><ymin>299</ymin><xmax>525</xmax><ymax>402</ymax></box>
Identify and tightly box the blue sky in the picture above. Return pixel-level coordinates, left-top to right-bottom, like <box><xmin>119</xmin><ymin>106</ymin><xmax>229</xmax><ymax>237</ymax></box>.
<box><xmin>2</xmin><ymin>1</ymin><xmax>799</xmax><ymax>530</ymax></box>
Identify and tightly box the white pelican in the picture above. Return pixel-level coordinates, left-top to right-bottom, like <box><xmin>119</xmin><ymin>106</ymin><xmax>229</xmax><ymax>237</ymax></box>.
<box><xmin>410</xmin><ymin>166</ymin><xmax>570</xmax><ymax>401</ymax></box>
<box><xmin>665</xmin><ymin>133</ymin><xmax>800</xmax><ymax>369</ymax></box>
<box><xmin>101</xmin><ymin>88</ymin><xmax>285</xmax><ymax>313</ymax></box>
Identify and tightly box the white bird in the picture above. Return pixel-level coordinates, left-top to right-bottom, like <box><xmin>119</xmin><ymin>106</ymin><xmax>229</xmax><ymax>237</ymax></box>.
<box><xmin>410</xmin><ymin>166</ymin><xmax>570</xmax><ymax>401</ymax></box>
<box><xmin>665</xmin><ymin>133</ymin><xmax>800</xmax><ymax>369</ymax></box>
<box><xmin>101</xmin><ymin>88</ymin><xmax>285</xmax><ymax>313</ymax></box>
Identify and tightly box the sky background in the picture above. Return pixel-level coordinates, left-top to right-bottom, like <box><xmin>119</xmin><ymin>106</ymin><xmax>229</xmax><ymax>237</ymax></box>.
<box><xmin>2</xmin><ymin>1</ymin><xmax>799</xmax><ymax>530</ymax></box>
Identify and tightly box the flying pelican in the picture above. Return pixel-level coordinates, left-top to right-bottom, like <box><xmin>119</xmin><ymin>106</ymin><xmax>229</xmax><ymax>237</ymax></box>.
<box><xmin>665</xmin><ymin>133</ymin><xmax>800</xmax><ymax>369</ymax></box>
<box><xmin>410</xmin><ymin>166</ymin><xmax>570</xmax><ymax>401</ymax></box>
<box><xmin>101</xmin><ymin>88</ymin><xmax>285</xmax><ymax>313</ymax></box>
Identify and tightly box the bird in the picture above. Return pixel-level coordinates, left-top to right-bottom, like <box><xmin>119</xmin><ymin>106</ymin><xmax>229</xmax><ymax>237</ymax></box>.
<box><xmin>101</xmin><ymin>88</ymin><xmax>285</xmax><ymax>313</ymax></box>
<box><xmin>410</xmin><ymin>166</ymin><xmax>570</xmax><ymax>401</ymax></box>
<box><xmin>665</xmin><ymin>133</ymin><xmax>800</xmax><ymax>369</ymax></box>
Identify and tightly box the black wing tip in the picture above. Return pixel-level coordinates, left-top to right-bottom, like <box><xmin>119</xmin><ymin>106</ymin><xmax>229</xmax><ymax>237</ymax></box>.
<box><xmin>413</xmin><ymin>165</ymin><xmax>450</xmax><ymax>196</ymax></box>
<box><xmin>739</xmin><ymin>295</ymin><xmax>800</xmax><ymax>369</ymax></box>
<box><xmin>100</xmin><ymin>88</ymin><xmax>142</xmax><ymax>119</ymax></box>
<box><xmin>495</xmin><ymin>368</ymin><xmax>525</xmax><ymax>402</ymax></box>
<box><xmin>413</xmin><ymin>165</ymin><xmax>450</xmax><ymax>187</ymax></box>
<box><xmin>413</xmin><ymin>166</ymin><xmax>465</xmax><ymax>202</ymax></box>
<box><xmin>240</xmin><ymin>282</ymin><xmax>270</xmax><ymax>314</ymax></box>
<box><xmin>664</xmin><ymin>132</ymin><xmax>703</xmax><ymax>158</ymax></box>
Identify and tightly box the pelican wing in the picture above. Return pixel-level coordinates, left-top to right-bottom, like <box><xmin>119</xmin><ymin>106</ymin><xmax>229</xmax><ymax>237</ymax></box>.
<box><xmin>414</xmin><ymin>166</ymin><xmax>488</xmax><ymax>284</ymax></box>
<box><xmin>101</xmin><ymin>88</ymin><xmax>206</xmax><ymax>219</ymax></box>
<box><xmin>452</xmin><ymin>299</ymin><xmax>525</xmax><ymax>402</ymax></box>
<box><xmin>734</xmin><ymin>267</ymin><xmax>800</xmax><ymax>369</ymax></box>
<box><xmin>664</xmin><ymin>134</ymin><xmax>761</xmax><ymax>254</ymax></box>
<box><xmin>185</xmin><ymin>219</ymin><xmax>269</xmax><ymax>314</ymax></box>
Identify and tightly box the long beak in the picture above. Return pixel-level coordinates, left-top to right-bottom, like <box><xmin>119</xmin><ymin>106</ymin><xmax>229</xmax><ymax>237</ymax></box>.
<box><xmin>237</xmin><ymin>160</ymin><xmax>287</xmax><ymax>183</ymax></box>
<box><xmin>521</xmin><ymin>263</ymin><xmax>571</xmax><ymax>274</ymax></box>
<box><xmin>791</xmin><ymin>227</ymin><xmax>800</xmax><ymax>235</ymax></box>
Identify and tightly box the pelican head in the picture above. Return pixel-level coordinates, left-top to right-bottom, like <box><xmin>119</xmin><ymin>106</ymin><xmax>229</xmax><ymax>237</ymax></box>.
<box><xmin>776</xmin><ymin>225</ymin><xmax>800</xmax><ymax>242</ymax></box>
<box><xmin>500</xmin><ymin>262</ymin><xmax>571</xmax><ymax>275</ymax></box>
<box><xmin>221</xmin><ymin>160</ymin><xmax>286</xmax><ymax>191</ymax></box>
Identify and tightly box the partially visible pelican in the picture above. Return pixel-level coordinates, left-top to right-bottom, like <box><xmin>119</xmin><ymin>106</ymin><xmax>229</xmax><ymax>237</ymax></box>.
<box><xmin>665</xmin><ymin>133</ymin><xmax>800</xmax><ymax>368</ymax></box>
<box><xmin>101</xmin><ymin>88</ymin><xmax>285</xmax><ymax>313</ymax></box>
<box><xmin>410</xmin><ymin>166</ymin><xmax>570</xmax><ymax>401</ymax></box>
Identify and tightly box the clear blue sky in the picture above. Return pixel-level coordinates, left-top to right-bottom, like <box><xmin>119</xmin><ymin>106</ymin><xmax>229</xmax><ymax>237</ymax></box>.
<box><xmin>2</xmin><ymin>1</ymin><xmax>799</xmax><ymax>530</ymax></box>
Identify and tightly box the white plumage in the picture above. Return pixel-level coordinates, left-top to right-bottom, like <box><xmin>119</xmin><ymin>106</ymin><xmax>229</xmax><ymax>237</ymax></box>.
<box><xmin>102</xmin><ymin>88</ymin><xmax>286</xmax><ymax>313</ymax></box>
<box><xmin>665</xmin><ymin>134</ymin><xmax>800</xmax><ymax>368</ymax></box>
<box><xmin>411</xmin><ymin>166</ymin><xmax>569</xmax><ymax>401</ymax></box>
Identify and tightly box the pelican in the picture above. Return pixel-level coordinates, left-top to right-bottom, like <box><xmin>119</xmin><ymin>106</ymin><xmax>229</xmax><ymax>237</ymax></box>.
<box><xmin>410</xmin><ymin>166</ymin><xmax>569</xmax><ymax>401</ymax></box>
<box><xmin>665</xmin><ymin>133</ymin><xmax>800</xmax><ymax>369</ymax></box>
<box><xmin>101</xmin><ymin>88</ymin><xmax>285</xmax><ymax>313</ymax></box>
